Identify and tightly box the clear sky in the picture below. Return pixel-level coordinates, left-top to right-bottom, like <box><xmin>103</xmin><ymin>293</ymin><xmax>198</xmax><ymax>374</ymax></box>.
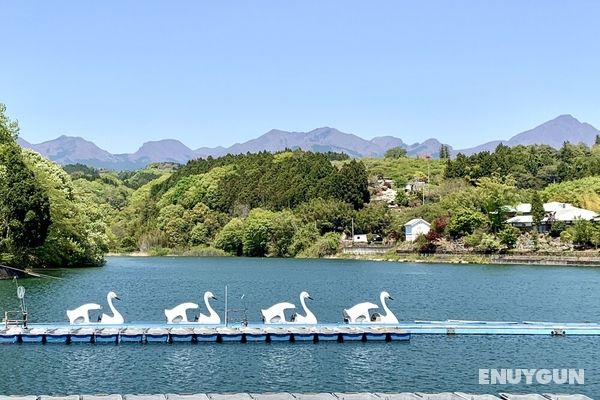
<box><xmin>1</xmin><ymin>1</ymin><xmax>599</xmax><ymax>153</ymax></box>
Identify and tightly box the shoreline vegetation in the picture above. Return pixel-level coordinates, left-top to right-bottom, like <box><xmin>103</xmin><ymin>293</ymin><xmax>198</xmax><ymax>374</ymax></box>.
<box><xmin>103</xmin><ymin>249</ymin><xmax>600</xmax><ymax>267</ymax></box>
<box><xmin>6</xmin><ymin>103</ymin><xmax>600</xmax><ymax>273</ymax></box>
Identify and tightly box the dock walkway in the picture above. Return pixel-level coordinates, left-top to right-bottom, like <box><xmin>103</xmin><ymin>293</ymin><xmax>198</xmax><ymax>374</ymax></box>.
<box><xmin>3</xmin><ymin>320</ymin><xmax>600</xmax><ymax>345</ymax></box>
<box><xmin>0</xmin><ymin>392</ymin><xmax>592</xmax><ymax>400</ymax></box>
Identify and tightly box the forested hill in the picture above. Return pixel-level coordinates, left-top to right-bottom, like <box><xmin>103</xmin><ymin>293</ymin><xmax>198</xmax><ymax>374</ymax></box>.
<box><xmin>108</xmin><ymin>151</ymin><xmax>374</xmax><ymax>257</ymax></box>
<box><xmin>151</xmin><ymin>151</ymin><xmax>368</xmax><ymax>211</ymax></box>
<box><xmin>1</xmin><ymin>105</ymin><xmax>109</xmax><ymax>269</ymax></box>
<box><xmin>445</xmin><ymin>141</ymin><xmax>600</xmax><ymax>189</ymax></box>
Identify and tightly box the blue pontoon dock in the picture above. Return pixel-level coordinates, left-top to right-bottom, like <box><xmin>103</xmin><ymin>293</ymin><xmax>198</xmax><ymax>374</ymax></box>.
<box><xmin>2</xmin><ymin>319</ymin><xmax>600</xmax><ymax>344</ymax></box>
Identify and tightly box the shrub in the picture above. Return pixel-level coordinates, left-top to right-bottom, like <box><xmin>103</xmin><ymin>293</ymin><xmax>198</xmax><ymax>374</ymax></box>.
<box><xmin>298</xmin><ymin>233</ymin><xmax>340</xmax><ymax>258</ymax></box>
<box><xmin>289</xmin><ymin>224</ymin><xmax>320</xmax><ymax>256</ymax></box>
<box><xmin>498</xmin><ymin>225</ymin><xmax>520</xmax><ymax>249</ymax></box>
<box><xmin>477</xmin><ymin>233</ymin><xmax>501</xmax><ymax>253</ymax></box>
<box><xmin>464</xmin><ymin>230</ymin><xmax>485</xmax><ymax>248</ymax></box>
<box><xmin>572</xmin><ymin>219</ymin><xmax>596</xmax><ymax>247</ymax></box>
<box><xmin>447</xmin><ymin>208</ymin><xmax>487</xmax><ymax>239</ymax></box>
<box><xmin>214</xmin><ymin>218</ymin><xmax>244</xmax><ymax>256</ymax></box>
<box><xmin>148</xmin><ymin>246</ymin><xmax>170</xmax><ymax>256</ymax></box>
<box><xmin>413</xmin><ymin>234</ymin><xmax>432</xmax><ymax>253</ymax></box>
<box><xmin>395</xmin><ymin>191</ymin><xmax>410</xmax><ymax>207</ymax></box>
<box><xmin>549</xmin><ymin>221</ymin><xmax>566</xmax><ymax>238</ymax></box>
<box><xmin>189</xmin><ymin>223</ymin><xmax>209</xmax><ymax>246</ymax></box>
<box><xmin>183</xmin><ymin>246</ymin><xmax>229</xmax><ymax>257</ymax></box>
<box><xmin>560</xmin><ymin>229</ymin><xmax>574</xmax><ymax>244</ymax></box>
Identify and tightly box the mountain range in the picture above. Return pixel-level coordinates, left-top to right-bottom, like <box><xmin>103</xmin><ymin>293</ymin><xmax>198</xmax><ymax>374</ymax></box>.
<box><xmin>17</xmin><ymin>127</ymin><xmax>448</xmax><ymax>170</ymax></box>
<box><xmin>17</xmin><ymin>114</ymin><xmax>600</xmax><ymax>170</ymax></box>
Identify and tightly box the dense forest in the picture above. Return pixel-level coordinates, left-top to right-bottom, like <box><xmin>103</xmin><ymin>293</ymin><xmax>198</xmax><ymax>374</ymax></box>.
<box><xmin>0</xmin><ymin>105</ymin><xmax>109</xmax><ymax>268</ymax></box>
<box><xmin>101</xmin><ymin>151</ymin><xmax>376</xmax><ymax>257</ymax></box>
<box><xmin>4</xmin><ymin>102</ymin><xmax>600</xmax><ymax>269</ymax></box>
<box><xmin>445</xmin><ymin>141</ymin><xmax>600</xmax><ymax>188</ymax></box>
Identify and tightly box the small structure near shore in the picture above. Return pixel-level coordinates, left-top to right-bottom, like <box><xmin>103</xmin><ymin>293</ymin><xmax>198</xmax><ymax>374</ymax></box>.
<box><xmin>404</xmin><ymin>218</ymin><xmax>431</xmax><ymax>242</ymax></box>
<box><xmin>352</xmin><ymin>234</ymin><xmax>368</xmax><ymax>243</ymax></box>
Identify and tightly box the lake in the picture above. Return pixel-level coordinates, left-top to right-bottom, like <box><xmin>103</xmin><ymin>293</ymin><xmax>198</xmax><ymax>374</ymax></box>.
<box><xmin>0</xmin><ymin>256</ymin><xmax>598</xmax><ymax>395</ymax></box>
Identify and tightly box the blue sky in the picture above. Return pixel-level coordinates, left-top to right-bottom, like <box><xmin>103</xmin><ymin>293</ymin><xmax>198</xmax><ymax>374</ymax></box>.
<box><xmin>1</xmin><ymin>1</ymin><xmax>599</xmax><ymax>153</ymax></box>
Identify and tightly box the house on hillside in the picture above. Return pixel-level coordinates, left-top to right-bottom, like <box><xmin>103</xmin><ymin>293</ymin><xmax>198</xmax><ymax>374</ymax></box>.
<box><xmin>404</xmin><ymin>180</ymin><xmax>426</xmax><ymax>193</ymax></box>
<box><xmin>505</xmin><ymin>202</ymin><xmax>598</xmax><ymax>231</ymax></box>
<box><xmin>404</xmin><ymin>218</ymin><xmax>431</xmax><ymax>242</ymax></box>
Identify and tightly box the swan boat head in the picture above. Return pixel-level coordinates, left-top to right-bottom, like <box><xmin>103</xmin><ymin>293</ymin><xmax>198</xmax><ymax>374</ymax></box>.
<box><xmin>205</xmin><ymin>291</ymin><xmax>217</xmax><ymax>301</ymax></box>
<box><xmin>107</xmin><ymin>291</ymin><xmax>121</xmax><ymax>301</ymax></box>
<box><xmin>299</xmin><ymin>291</ymin><xmax>313</xmax><ymax>301</ymax></box>
<box><xmin>381</xmin><ymin>291</ymin><xmax>393</xmax><ymax>301</ymax></box>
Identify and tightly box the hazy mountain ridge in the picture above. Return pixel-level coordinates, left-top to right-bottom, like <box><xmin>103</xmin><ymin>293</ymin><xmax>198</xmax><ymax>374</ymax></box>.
<box><xmin>456</xmin><ymin>115</ymin><xmax>600</xmax><ymax>155</ymax></box>
<box><xmin>16</xmin><ymin>114</ymin><xmax>599</xmax><ymax>170</ymax></box>
<box><xmin>18</xmin><ymin>127</ymin><xmax>449</xmax><ymax>169</ymax></box>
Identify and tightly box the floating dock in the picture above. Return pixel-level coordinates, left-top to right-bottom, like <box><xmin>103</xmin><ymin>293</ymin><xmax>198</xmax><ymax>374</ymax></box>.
<box><xmin>2</xmin><ymin>319</ymin><xmax>600</xmax><ymax>344</ymax></box>
<box><xmin>0</xmin><ymin>324</ymin><xmax>410</xmax><ymax>344</ymax></box>
<box><xmin>0</xmin><ymin>392</ymin><xmax>591</xmax><ymax>400</ymax></box>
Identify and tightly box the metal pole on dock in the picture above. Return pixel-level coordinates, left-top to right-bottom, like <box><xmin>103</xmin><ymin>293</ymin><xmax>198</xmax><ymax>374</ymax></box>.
<box><xmin>224</xmin><ymin>285</ymin><xmax>228</xmax><ymax>326</ymax></box>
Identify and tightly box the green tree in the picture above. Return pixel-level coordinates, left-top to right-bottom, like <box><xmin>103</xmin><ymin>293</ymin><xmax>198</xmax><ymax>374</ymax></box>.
<box><xmin>354</xmin><ymin>202</ymin><xmax>390</xmax><ymax>234</ymax></box>
<box><xmin>476</xmin><ymin>176</ymin><xmax>518</xmax><ymax>232</ymax></box>
<box><xmin>242</xmin><ymin>209</ymin><xmax>274</xmax><ymax>257</ymax></box>
<box><xmin>498</xmin><ymin>225</ymin><xmax>520</xmax><ymax>249</ymax></box>
<box><xmin>288</xmin><ymin>223</ymin><xmax>320</xmax><ymax>256</ymax></box>
<box><xmin>395</xmin><ymin>190</ymin><xmax>409</xmax><ymax>207</ymax></box>
<box><xmin>439</xmin><ymin>144</ymin><xmax>450</xmax><ymax>159</ymax></box>
<box><xmin>384</xmin><ymin>146</ymin><xmax>407</xmax><ymax>159</ymax></box>
<box><xmin>531</xmin><ymin>191</ymin><xmax>545</xmax><ymax>233</ymax></box>
<box><xmin>268</xmin><ymin>210</ymin><xmax>298</xmax><ymax>257</ymax></box>
<box><xmin>23</xmin><ymin>150</ymin><xmax>109</xmax><ymax>267</ymax></box>
<box><xmin>214</xmin><ymin>218</ymin><xmax>244</xmax><ymax>255</ymax></box>
<box><xmin>189</xmin><ymin>223</ymin><xmax>210</xmax><ymax>246</ymax></box>
<box><xmin>477</xmin><ymin>233</ymin><xmax>502</xmax><ymax>253</ymax></box>
<box><xmin>295</xmin><ymin>198</ymin><xmax>353</xmax><ymax>234</ymax></box>
<box><xmin>549</xmin><ymin>221</ymin><xmax>566</xmax><ymax>238</ymax></box>
<box><xmin>332</xmin><ymin>160</ymin><xmax>370</xmax><ymax>209</ymax></box>
<box><xmin>297</xmin><ymin>232</ymin><xmax>340</xmax><ymax>258</ymax></box>
<box><xmin>447</xmin><ymin>208</ymin><xmax>487</xmax><ymax>239</ymax></box>
<box><xmin>572</xmin><ymin>219</ymin><xmax>596</xmax><ymax>248</ymax></box>
<box><xmin>0</xmin><ymin>104</ymin><xmax>51</xmax><ymax>265</ymax></box>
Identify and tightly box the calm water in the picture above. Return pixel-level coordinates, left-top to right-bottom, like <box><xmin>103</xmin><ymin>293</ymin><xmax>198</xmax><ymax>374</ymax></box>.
<box><xmin>0</xmin><ymin>257</ymin><xmax>599</xmax><ymax>395</ymax></box>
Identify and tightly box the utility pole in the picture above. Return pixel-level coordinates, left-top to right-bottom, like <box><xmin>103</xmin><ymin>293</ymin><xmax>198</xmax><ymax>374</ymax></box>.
<box><xmin>423</xmin><ymin>154</ymin><xmax>431</xmax><ymax>205</ymax></box>
<box><xmin>427</xmin><ymin>155</ymin><xmax>431</xmax><ymax>202</ymax></box>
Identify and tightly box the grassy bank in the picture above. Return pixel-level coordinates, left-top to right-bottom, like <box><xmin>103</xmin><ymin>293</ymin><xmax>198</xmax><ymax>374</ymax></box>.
<box><xmin>336</xmin><ymin>249</ymin><xmax>600</xmax><ymax>267</ymax></box>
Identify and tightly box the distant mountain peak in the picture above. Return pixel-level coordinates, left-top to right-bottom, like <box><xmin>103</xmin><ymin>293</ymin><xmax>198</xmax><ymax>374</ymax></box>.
<box><xmin>310</xmin><ymin>126</ymin><xmax>336</xmax><ymax>133</ymax></box>
<box><xmin>456</xmin><ymin>114</ymin><xmax>599</xmax><ymax>155</ymax></box>
<box><xmin>554</xmin><ymin>114</ymin><xmax>578</xmax><ymax>121</ymax></box>
<box><xmin>135</xmin><ymin>138</ymin><xmax>191</xmax><ymax>151</ymax></box>
<box><xmin>132</xmin><ymin>139</ymin><xmax>195</xmax><ymax>163</ymax></box>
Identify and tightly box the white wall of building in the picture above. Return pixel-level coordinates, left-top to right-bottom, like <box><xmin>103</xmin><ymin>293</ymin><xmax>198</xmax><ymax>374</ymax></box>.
<box><xmin>405</xmin><ymin>219</ymin><xmax>431</xmax><ymax>242</ymax></box>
